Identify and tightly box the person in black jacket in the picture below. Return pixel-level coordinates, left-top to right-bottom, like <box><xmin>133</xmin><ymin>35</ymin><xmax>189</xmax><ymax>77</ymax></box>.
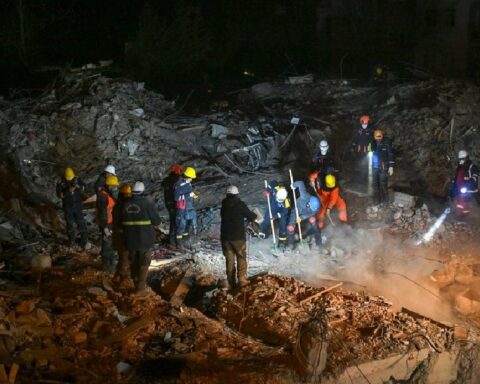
<box><xmin>112</xmin><ymin>184</ymin><xmax>132</xmax><ymax>286</ymax></box>
<box><xmin>161</xmin><ymin>164</ymin><xmax>183</xmax><ymax>246</ymax></box>
<box><xmin>94</xmin><ymin>164</ymin><xmax>116</xmax><ymax>197</ymax></box>
<box><xmin>121</xmin><ymin>181</ymin><xmax>161</xmax><ymax>295</ymax></box>
<box><xmin>371</xmin><ymin>129</ymin><xmax>395</xmax><ymax>205</ymax></box>
<box><xmin>220</xmin><ymin>185</ymin><xmax>257</xmax><ymax>290</ymax></box>
<box><xmin>352</xmin><ymin>115</ymin><xmax>374</xmax><ymax>188</ymax></box>
<box><xmin>56</xmin><ymin>167</ymin><xmax>88</xmax><ymax>248</ymax></box>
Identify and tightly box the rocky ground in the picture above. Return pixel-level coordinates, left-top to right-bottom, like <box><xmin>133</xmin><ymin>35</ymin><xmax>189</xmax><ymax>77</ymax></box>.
<box><xmin>1</xmin><ymin>70</ymin><xmax>480</xmax><ymax>383</ymax></box>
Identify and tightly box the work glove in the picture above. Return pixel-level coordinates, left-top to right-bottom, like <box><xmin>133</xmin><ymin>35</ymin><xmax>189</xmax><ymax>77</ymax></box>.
<box><xmin>190</xmin><ymin>191</ymin><xmax>199</xmax><ymax>199</ymax></box>
<box><xmin>103</xmin><ymin>227</ymin><xmax>112</xmax><ymax>237</ymax></box>
<box><xmin>258</xmin><ymin>232</ymin><xmax>266</xmax><ymax>239</ymax></box>
<box><xmin>326</xmin><ymin>208</ymin><xmax>331</xmax><ymax>215</ymax></box>
<box><xmin>388</xmin><ymin>167</ymin><xmax>394</xmax><ymax>176</ymax></box>
<box><xmin>263</xmin><ymin>190</ymin><xmax>270</xmax><ymax>198</ymax></box>
<box><xmin>290</xmin><ymin>183</ymin><xmax>296</xmax><ymax>190</ymax></box>
<box><xmin>296</xmin><ymin>216</ymin><xmax>302</xmax><ymax>224</ymax></box>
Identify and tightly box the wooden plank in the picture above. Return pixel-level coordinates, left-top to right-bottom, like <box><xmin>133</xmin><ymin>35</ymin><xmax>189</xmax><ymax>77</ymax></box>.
<box><xmin>170</xmin><ymin>269</ymin><xmax>194</xmax><ymax>307</ymax></box>
<box><xmin>300</xmin><ymin>283</ymin><xmax>343</xmax><ymax>306</ymax></box>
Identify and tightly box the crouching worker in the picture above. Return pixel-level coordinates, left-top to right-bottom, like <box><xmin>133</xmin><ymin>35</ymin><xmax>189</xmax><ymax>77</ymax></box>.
<box><xmin>287</xmin><ymin>181</ymin><xmax>322</xmax><ymax>250</ymax></box>
<box><xmin>259</xmin><ymin>181</ymin><xmax>291</xmax><ymax>248</ymax></box>
<box><xmin>220</xmin><ymin>185</ymin><xmax>257</xmax><ymax>290</ymax></box>
<box><xmin>316</xmin><ymin>175</ymin><xmax>348</xmax><ymax>229</ymax></box>
<box><xmin>121</xmin><ymin>182</ymin><xmax>161</xmax><ymax>295</ymax></box>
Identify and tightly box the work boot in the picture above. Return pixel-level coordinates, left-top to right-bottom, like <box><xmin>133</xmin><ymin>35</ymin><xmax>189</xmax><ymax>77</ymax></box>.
<box><xmin>134</xmin><ymin>266</ymin><xmax>150</xmax><ymax>294</ymax></box>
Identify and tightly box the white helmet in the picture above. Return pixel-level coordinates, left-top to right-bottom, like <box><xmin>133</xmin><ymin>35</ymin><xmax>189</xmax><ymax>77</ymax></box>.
<box><xmin>276</xmin><ymin>188</ymin><xmax>288</xmax><ymax>202</ymax></box>
<box><xmin>226</xmin><ymin>185</ymin><xmax>239</xmax><ymax>195</ymax></box>
<box><xmin>104</xmin><ymin>165</ymin><xmax>116</xmax><ymax>175</ymax></box>
<box><xmin>132</xmin><ymin>181</ymin><xmax>145</xmax><ymax>193</ymax></box>
<box><xmin>319</xmin><ymin>140</ymin><xmax>329</xmax><ymax>155</ymax></box>
<box><xmin>458</xmin><ymin>150</ymin><xmax>468</xmax><ymax>160</ymax></box>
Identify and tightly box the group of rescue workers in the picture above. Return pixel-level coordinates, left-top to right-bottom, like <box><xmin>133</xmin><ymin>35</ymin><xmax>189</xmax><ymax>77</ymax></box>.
<box><xmin>55</xmin><ymin>114</ymin><xmax>478</xmax><ymax>292</ymax></box>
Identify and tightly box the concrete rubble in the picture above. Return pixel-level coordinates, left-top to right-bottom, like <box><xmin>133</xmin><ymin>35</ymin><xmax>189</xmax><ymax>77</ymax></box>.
<box><xmin>1</xmin><ymin>72</ymin><xmax>480</xmax><ymax>382</ymax></box>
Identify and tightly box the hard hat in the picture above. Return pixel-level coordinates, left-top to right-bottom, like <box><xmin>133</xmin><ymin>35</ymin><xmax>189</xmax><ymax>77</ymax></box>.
<box><xmin>308</xmin><ymin>196</ymin><xmax>320</xmax><ymax>213</ymax></box>
<box><xmin>226</xmin><ymin>185</ymin><xmax>239</xmax><ymax>195</ymax></box>
<box><xmin>64</xmin><ymin>167</ymin><xmax>75</xmax><ymax>181</ymax></box>
<box><xmin>105</xmin><ymin>175</ymin><xmax>119</xmax><ymax>187</ymax></box>
<box><xmin>325</xmin><ymin>174</ymin><xmax>336</xmax><ymax>189</ymax></box>
<box><xmin>169</xmin><ymin>164</ymin><xmax>183</xmax><ymax>175</ymax></box>
<box><xmin>360</xmin><ymin>115</ymin><xmax>370</xmax><ymax>125</ymax></box>
<box><xmin>184</xmin><ymin>166</ymin><xmax>196</xmax><ymax>179</ymax></box>
<box><xmin>132</xmin><ymin>181</ymin><xmax>145</xmax><ymax>193</ymax></box>
<box><xmin>373</xmin><ymin>129</ymin><xmax>384</xmax><ymax>140</ymax></box>
<box><xmin>104</xmin><ymin>165</ymin><xmax>116</xmax><ymax>175</ymax></box>
<box><xmin>458</xmin><ymin>150</ymin><xmax>468</xmax><ymax>159</ymax></box>
<box><xmin>276</xmin><ymin>188</ymin><xmax>288</xmax><ymax>202</ymax></box>
<box><xmin>319</xmin><ymin>140</ymin><xmax>329</xmax><ymax>155</ymax></box>
<box><xmin>119</xmin><ymin>183</ymin><xmax>132</xmax><ymax>196</ymax></box>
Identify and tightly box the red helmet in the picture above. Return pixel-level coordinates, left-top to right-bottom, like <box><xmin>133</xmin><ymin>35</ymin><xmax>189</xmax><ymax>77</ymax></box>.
<box><xmin>360</xmin><ymin>115</ymin><xmax>370</xmax><ymax>125</ymax></box>
<box><xmin>169</xmin><ymin>164</ymin><xmax>183</xmax><ymax>175</ymax></box>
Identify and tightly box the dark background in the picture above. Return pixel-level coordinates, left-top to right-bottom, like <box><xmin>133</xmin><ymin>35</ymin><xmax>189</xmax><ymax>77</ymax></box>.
<box><xmin>1</xmin><ymin>0</ymin><xmax>479</xmax><ymax>97</ymax></box>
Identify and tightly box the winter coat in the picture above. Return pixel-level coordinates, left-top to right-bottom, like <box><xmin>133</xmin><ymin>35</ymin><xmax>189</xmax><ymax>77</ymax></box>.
<box><xmin>311</xmin><ymin>149</ymin><xmax>336</xmax><ymax>174</ymax></box>
<box><xmin>112</xmin><ymin>195</ymin><xmax>129</xmax><ymax>251</ymax></box>
<box><xmin>354</xmin><ymin>126</ymin><xmax>374</xmax><ymax>154</ymax></box>
<box><xmin>56</xmin><ymin>177</ymin><xmax>85</xmax><ymax>210</ymax></box>
<box><xmin>288</xmin><ymin>181</ymin><xmax>319</xmax><ymax>225</ymax></box>
<box><xmin>162</xmin><ymin>172</ymin><xmax>181</xmax><ymax>210</ymax></box>
<box><xmin>452</xmin><ymin>159</ymin><xmax>479</xmax><ymax>196</ymax></box>
<box><xmin>174</xmin><ymin>177</ymin><xmax>194</xmax><ymax>210</ymax></box>
<box><xmin>221</xmin><ymin>194</ymin><xmax>257</xmax><ymax>241</ymax></box>
<box><xmin>121</xmin><ymin>194</ymin><xmax>161</xmax><ymax>251</ymax></box>
<box><xmin>372</xmin><ymin>138</ymin><xmax>395</xmax><ymax>171</ymax></box>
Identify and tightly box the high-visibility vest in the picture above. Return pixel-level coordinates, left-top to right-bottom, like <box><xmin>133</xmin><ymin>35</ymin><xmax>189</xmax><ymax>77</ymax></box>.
<box><xmin>97</xmin><ymin>190</ymin><xmax>115</xmax><ymax>224</ymax></box>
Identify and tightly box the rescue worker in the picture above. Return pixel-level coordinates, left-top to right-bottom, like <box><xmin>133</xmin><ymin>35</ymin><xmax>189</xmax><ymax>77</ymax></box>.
<box><xmin>310</xmin><ymin>139</ymin><xmax>336</xmax><ymax>189</ymax></box>
<box><xmin>287</xmin><ymin>181</ymin><xmax>322</xmax><ymax>249</ymax></box>
<box><xmin>161</xmin><ymin>164</ymin><xmax>183</xmax><ymax>246</ymax></box>
<box><xmin>173</xmin><ymin>166</ymin><xmax>199</xmax><ymax>250</ymax></box>
<box><xmin>220</xmin><ymin>185</ymin><xmax>257</xmax><ymax>290</ymax></box>
<box><xmin>97</xmin><ymin>174</ymin><xmax>119</xmax><ymax>273</ymax></box>
<box><xmin>94</xmin><ymin>164</ymin><xmax>116</xmax><ymax>197</ymax></box>
<box><xmin>56</xmin><ymin>167</ymin><xmax>88</xmax><ymax>248</ymax></box>
<box><xmin>112</xmin><ymin>184</ymin><xmax>132</xmax><ymax>286</ymax></box>
<box><xmin>316</xmin><ymin>175</ymin><xmax>347</xmax><ymax>229</ymax></box>
<box><xmin>371</xmin><ymin>129</ymin><xmax>395</xmax><ymax>205</ymax></box>
<box><xmin>450</xmin><ymin>150</ymin><xmax>478</xmax><ymax>218</ymax></box>
<box><xmin>259</xmin><ymin>181</ymin><xmax>291</xmax><ymax>248</ymax></box>
<box><xmin>121</xmin><ymin>182</ymin><xmax>161</xmax><ymax>295</ymax></box>
<box><xmin>352</xmin><ymin>115</ymin><xmax>374</xmax><ymax>187</ymax></box>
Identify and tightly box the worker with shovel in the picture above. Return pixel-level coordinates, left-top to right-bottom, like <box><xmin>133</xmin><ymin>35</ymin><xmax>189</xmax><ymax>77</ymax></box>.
<box><xmin>315</xmin><ymin>174</ymin><xmax>348</xmax><ymax>229</ymax></box>
<box><xmin>287</xmin><ymin>180</ymin><xmax>322</xmax><ymax>250</ymax></box>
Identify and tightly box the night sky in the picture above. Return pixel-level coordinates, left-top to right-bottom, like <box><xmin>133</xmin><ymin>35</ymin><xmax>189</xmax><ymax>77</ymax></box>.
<box><xmin>0</xmin><ymin>0</ymin><xmax>478</xmax><ymax>96</ymax></box>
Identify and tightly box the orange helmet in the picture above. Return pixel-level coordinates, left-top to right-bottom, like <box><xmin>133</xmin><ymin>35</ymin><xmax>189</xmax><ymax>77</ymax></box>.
<box><xmin>169</xmin><ymin>164</ymin><xmax>183</xmax><ymax>175</ymax></box>
<box><xmin>373</xmin><ymin>129</ymin><xmax>384</xmax><ymax>140</ymax></box>
<box><xmin>360</xmin><ymin>115</ymin><xmax>370</xmax><ymax>125</ymax></box>
<box><xmin>119</xmin><ymin>183</ymin><xmax>132</xmax><ymax>197</ymax></box>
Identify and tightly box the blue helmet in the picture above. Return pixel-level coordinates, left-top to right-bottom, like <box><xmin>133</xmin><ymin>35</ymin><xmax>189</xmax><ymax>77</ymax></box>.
<box><xmin>308</xmin><ymin>196</ymin><xmax>320</xmax><ymax>213</ymax></box>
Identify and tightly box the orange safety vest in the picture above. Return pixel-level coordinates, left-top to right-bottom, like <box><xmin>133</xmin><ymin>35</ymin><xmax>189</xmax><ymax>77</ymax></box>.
<box><xmin>96</xmin><ymin>190</ymin><xmax>116</xmax><ymax>224</ymax></box>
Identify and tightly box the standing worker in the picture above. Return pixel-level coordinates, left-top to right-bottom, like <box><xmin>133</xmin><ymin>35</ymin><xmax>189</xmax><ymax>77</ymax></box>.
<box><xmin>112</xmin><ymin>184</ymin><xmax>132</xmax><ymax>286</ymax></box>
<box><xmin>259</xmin><ymin>181</ymin><xmax>291</xmax><ymax>249</ymax></box>
<box><xmin>315</xmin><ymin>175</ymin><xmax>348</xmax><ymax>229</ymax></box>
<box><xmin>56</xmin><ymin>167</ymin><xmax>88</xmax><ymax>248</ymax></box>
<box><xmin>352</xmin><ymin>115</ymin><xmax>374</xmax><ymax>188</ymax></box>
<box><xmin>95</xmin><ymin>165</ymin><xmax>117</xmax><ymax>197</ymax></box>
<box><xmin>450</xmin><ymin>150</ymin><xmax>478</xmax><ymax>218</ymax></box>
<box><xmin>287</xmin><ymin>181</ymin><xmax>322</xmax><ymax>250</ymax></box>
<box><xmin>97</xmin><ymin>174</ymin><xmax>119</xmax><ymax>273</ymax></box>
<box><xmin>220</xmin><ymin>185</ymin><xmax>257</xmax><ymax>290</ymax></box>
<box><xmin>173</xmin><ymin>166</ymin><xmax>199</xmax><ymax>250</ymax></box>
<box><xmin>121</xmin><ymin>182</ymin><xmax>161</xmax><ymax>295</ymax></box>
<box><xmin>310</xmin><ymin>139</ymin><xmax>336</xmax><ymax>189</ymax></box>
<box><xmin>371</xmin><ymin>129</ymin><xmax>395</xmax><ymax>205</ymax></box>
<box><xmin>161</xmin><ymin>164</ymin><xmax>183</xmax><ymax>246</ymax></box>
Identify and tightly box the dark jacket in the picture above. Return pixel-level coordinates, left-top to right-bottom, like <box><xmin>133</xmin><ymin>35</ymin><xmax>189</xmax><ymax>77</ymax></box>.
<box><xmin>353</xmin><ymin>126</ymin><xmax>374</xmax><ymax>154</ymax></box>
<box><xmin>121</xmin><ymin>194</ymin><xmax>161</xmax><ymax>251</ymax></box>
<box><xmin>452</xmin><ymin>159</ymin><xmax>479</xmax><ymax>196</ymax></box>
<box><xmin>372</xmin><ymin>138</ymin><xmax>395</xmax><ymax>171</ymax></box>
<box><xmin>162</xmin><ymin>172</ymin><xmax>181</xmax><ymax>210</ymax></box>
<box><xmin>56</xmin><ymin>177</ymin><xmax>85</xmax><ymax>210</ymax></box>
<box><xmin>311</xmin><ymin>150</ymin><xmax>336</xmax><ymax>174</ymax></box>
<box><xmin>221</xmin><ymin>194</ymin><xmax>257</xmax><ymax>241</ymax></box>
<box><xmin>94</xmin><ymin>173</ymin><xmax>107</xmax><ymax>195</ymax></box>
<box><xmin>112</xmin><ymin>195</ymin><xmax>129</xmax><ymax>251</ymax></box>
<box><xmin>174</xmin><ymin>177</ymin><xmax>194</xmax><ymax>210</ymax></box>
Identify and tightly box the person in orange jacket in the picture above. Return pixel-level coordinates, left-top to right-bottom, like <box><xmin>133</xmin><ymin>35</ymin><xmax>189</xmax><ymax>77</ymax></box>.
<box><xmin>315</xmin><ymin>174</ymin><xmax>347</xmax><ymax>229</ymax></box>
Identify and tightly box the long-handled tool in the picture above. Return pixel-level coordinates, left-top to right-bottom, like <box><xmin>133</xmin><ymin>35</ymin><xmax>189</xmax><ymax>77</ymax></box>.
<box><xmin>289</xmin><ymin>169</ymin><xmax>304</xmax><ymax>247</ymax></box>
<box><xmin>264</xmin><ymin>180</ymin><xmax>277</xmax><ymax>250</ymax></box>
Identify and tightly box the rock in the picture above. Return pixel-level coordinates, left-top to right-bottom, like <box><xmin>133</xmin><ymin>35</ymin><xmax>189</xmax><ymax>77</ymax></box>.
<box><xmin>30</xmin><ymin>254</ymin><xmax>52</xmax><ymax>271</ymax></box>
<box><xmin>73</xmin><ymin>332</ymin><xmax>87</xmax><ymax>344</ymax></box>
<box><xmin>455</xmin><ymin>289</ymin><xmax>480</xmax><ymax>315</ymax></box>
<box><xmin>15</xmin><ymin>300</ymin><xmax>37</xmax><ymax>315</ymax></box>
<box><xmin>287</xmin><ymin>74</ymin><xmax>314</xmax><ymax>85</ymax></box>
<box><xmin>251</xmin><ymin>82</ymin><xmax>274</xmax><ymax>98</ymax></box>
<box><xmin>455</xmin><ymin>264</ymin><xmax>474</xmax><ymax>285</ymax></box>
<box><xmin>394</xmin><ymin>192</ymin><xmax>416</xmax><ymax>208</ymax></box>
<box><xmin>210</xmin><ymin>123</ymin><xmax>228</xmax><ymax>139</ymax></box>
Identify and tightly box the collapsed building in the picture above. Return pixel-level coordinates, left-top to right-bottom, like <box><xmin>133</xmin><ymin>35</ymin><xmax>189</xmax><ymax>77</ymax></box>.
<box><xmin>0</xmin><ymin>69</ymin><xmax>480</xmax><ymax>383</ymax></box>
